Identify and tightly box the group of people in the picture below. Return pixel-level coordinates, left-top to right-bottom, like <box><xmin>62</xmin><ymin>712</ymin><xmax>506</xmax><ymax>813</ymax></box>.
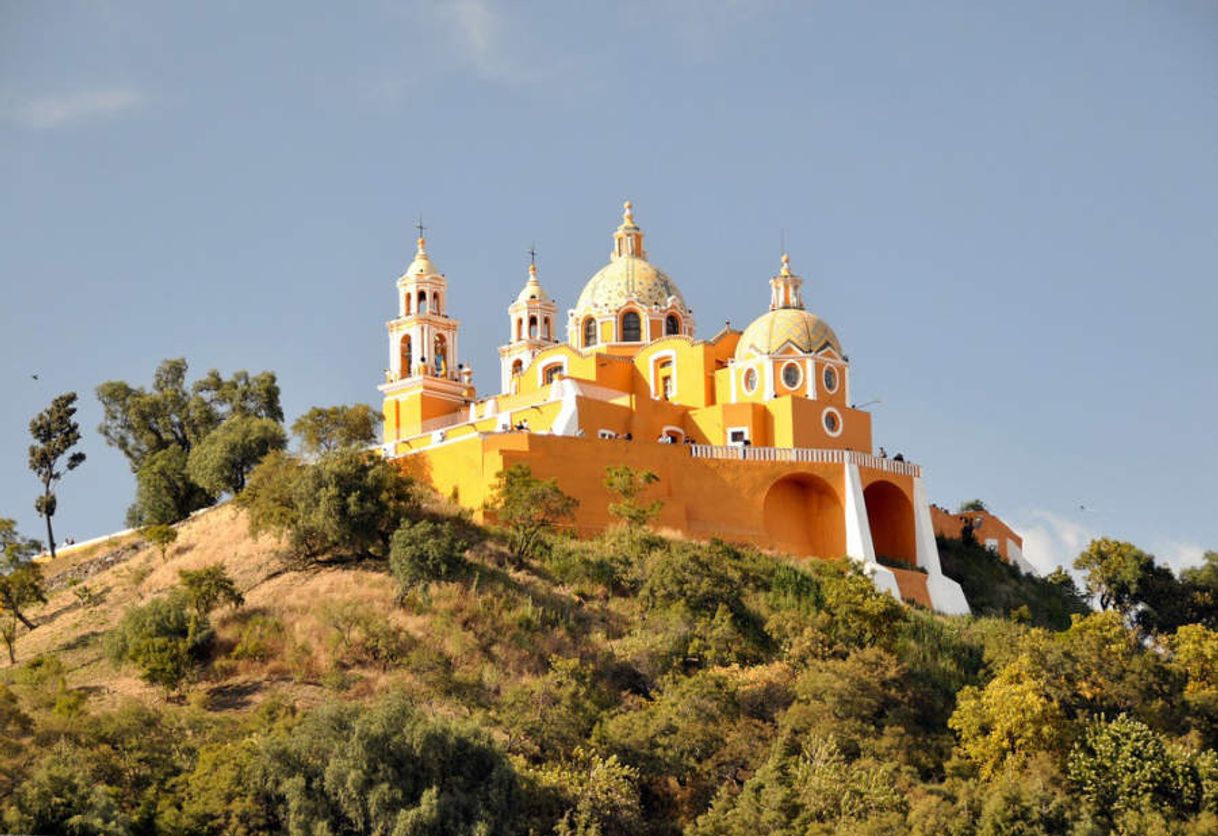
<box><xmin>876</xmin><ymin>446</ymin><xmax>906</xmax><ymax>462</ymax></box>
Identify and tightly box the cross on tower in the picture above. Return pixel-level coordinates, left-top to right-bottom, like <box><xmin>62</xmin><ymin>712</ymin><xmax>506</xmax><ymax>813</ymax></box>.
<box><xmin>528</xmin><ymin>243</ymin><xmax>537</xmax><ymax>267</ymax></box>
<box><xmin>415</xmin><ymin>215</ymin><xmax>427</xmax><ymax>239</ymax></box>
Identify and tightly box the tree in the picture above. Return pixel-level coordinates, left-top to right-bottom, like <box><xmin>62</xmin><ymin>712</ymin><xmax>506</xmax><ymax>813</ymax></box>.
<box><xmin>254</xmin><ymin>692</ymin><xmax>521</xmax><ymax>833</ymax></box>
<box><xmin>105</xmin><ymin>593</ymin><xmax>211</xmax><ymax>693</ymax></box>
<box><xmin>97</xmin><ymin>359</ymin><xmax>283</xmax><ymax>524</ymax></box>
<box><xmin>389</xmin><ymin>519</ymin><xmax>467</xmax><ymax>595</ymax></box>
<box><xmin>604</xmin><ymin>465</ymin><xmax>662</xmax><ymax>532</ymax></box>
<box><xmin>96</xmin><ymin>359</ymin><xmax>282</xmax><ymax>471</ymax></box>
<box><xmin>131</xmin><ymin>446</ymin><xmax>213</xmax><ymax>526</ymax></box>
<box><xmin>1067</xmin><ymin>714</ymin><xmax>1203</xmax><ymax>825</ymax></box>
<box><xmin>27</xmin><ymin>392</ymin><xmax>86</xmax><ymax>560</ymax></box>
<box><xmin>1074</xmin><ymin>538</ymin><xmax>1154</xmax><ymax>617</ymax></box>
<box><xmin>292</xmin><ymin>404</ymin><xmax>379</xmax><ymax>455</ymax></box>
<box><xmin>484</xmin><ymin>464</ymin><xmax>578</xmax><ymax>560</ymax></box>
<box><xmin>957</xmin><ymin>499</ymin><xmax>988</xmax><ymax>513</ymax></box>
<box><xmin>177</xmin><ymin>565</ymin><xmax>244</xmax><ymax>620</ymax></box>
<box><xmin>238</xmin><ymin>449</ymin><xmax>418</xmax><ymax>562</ymax></box>
<box><xmin>141</xmin><ymin>524</ymin><xmax>178</xmax><ymax>562</ymax></box>
<box><xmin>0</xmin><ymin>520</ymin><xmax>46</xmax><ymax>663</ymax></box>
<box><xmin>186</xmin><ymin>415</ymin><xmax>286</xmax><ymax>496</ymax></box>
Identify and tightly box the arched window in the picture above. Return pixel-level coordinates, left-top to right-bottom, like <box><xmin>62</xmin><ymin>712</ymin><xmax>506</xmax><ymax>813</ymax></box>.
<box><xmin>543</xmin><ymin>318</ymin><xmax>551</xmax><ymax>340</ymax></box>
<box><xmin>417</xmin><ymin>290</ymin><xmax>428</xmax><ymax>314</ymax></box>
<box><xmin>511</xmin><ymin>359</ymin><xmax>523</xmax><ymax>376</ymax></box>
<box><xmin>621</xmin><ymin>311</ymin><xmax>642</xmax><ymax>342</ymax></box>
<box><xmin>432</xmin><ymin>292</ymin><xmax>441</xmax><ymax>316</ymax></box>
<box><xmin>399</xmin><ymin>335</ymin><xmax>412</xmax><ymax>378</ymax></box>
<box><xmin>528</xmin><ymin>315</ymin><xmax>538</xmax><ymax>339</ymax></box>
<box><xmin>543</xmin><ymin>364</ymin><xmax>562</xmax><ymax>384</ymax></box>
<box><xmin>583</xmin><ymin>317</ymin><xmax>597</xmax><ymax>348</ymax></box>
<box><xmin>657</xmin><ymin>358</ymin><xmax>674</xmax><ymax>400</ymax></box>
<box><xmin>433</xmin><ymin>334</ymin><xmax>448</xmax><ymax>376</ymax></box>
<box><xmin>665</xmin><ymin>314</ymin><xmax>680</xmax><ymax>336</ymax></box>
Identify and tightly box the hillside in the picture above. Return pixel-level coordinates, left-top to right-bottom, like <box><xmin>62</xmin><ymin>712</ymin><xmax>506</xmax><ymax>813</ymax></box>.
<box><xmin>3</xmin><ymin>496</ymin><xmax>1218</xmax><ymax>834</ymax></box>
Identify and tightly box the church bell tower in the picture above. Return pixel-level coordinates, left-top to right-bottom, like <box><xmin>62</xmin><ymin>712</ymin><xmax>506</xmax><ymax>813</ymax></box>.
<box><xmin>498</xmin><ymin>257</ymin><xmax>558</xmax><ymax>393</ymax></box>
<box><xmin>380</xmin><ymin>225</ymin><xmax>474</xmax><ymax>445</ymax></box>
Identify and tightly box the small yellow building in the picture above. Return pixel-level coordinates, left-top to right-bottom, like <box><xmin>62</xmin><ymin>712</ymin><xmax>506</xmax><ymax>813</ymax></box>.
<box><xmin>379</xmin><ymin>203</ymin><xmax>969</xmax><ymax>613</ymax></box>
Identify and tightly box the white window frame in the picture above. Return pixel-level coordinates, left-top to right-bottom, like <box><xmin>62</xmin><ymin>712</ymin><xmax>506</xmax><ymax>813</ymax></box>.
<box><xmin>650</xmin><ymin>350</ymin><xmax>677</xmax><ymax>400</ymax></box>
<box><xmin>742</xmin><ymin>366</ymin><xmax>759</xmax><ymax>396</ymax></box>
<box><xmin>537</xmin><ymin>357</ymin><xmax>568</xmax><ymax>387</ymax></box>
<box><xmin>821</xmin><ymin>406</ymin><xmax>843</xmax><ymax>437</ymax></box>
<box><xmin>780</xmin><ymin>360</ymin><xmax>803</xmax><ymax>391</ymax></box>
<box><xmin>727</xmin><ymin>426</ymin><xmax>751</xmax><ymax>447</ymax></box>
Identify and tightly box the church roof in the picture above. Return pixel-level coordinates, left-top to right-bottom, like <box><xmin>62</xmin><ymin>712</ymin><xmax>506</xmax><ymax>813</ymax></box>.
<box><xmin>574</xmin><ymin>256</ymin><xmax>686</xmax><ymax>312</ymax></box>
<box><xmin>402</xmin><ymin>237</ymin><xmax>440</xmax><ymax>279</ymax></box>
<box><xmin>572</xmin><ymin>201</ymin><xmax>687</xmax><ymax>314</ymax></box>
<box><xmin>515</xmin><ymin>263</ymin><xmax>552</xmax><ymax>304</ymax></box>
<box><xmin>735</xmin><ymin>307</ymin><xmax>842</xmax><ymax>359</ymax></box>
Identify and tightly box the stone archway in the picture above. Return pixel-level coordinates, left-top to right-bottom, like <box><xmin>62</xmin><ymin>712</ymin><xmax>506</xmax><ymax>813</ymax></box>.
<box><xmin>763</xmin><ymin>474</ymin><xmax>844</xmax><ymax>558</ymax></box>
<box><xmin>863</xmin><ymin>480</ymin><xmax>917</xmax><ymax>567</ymax></box>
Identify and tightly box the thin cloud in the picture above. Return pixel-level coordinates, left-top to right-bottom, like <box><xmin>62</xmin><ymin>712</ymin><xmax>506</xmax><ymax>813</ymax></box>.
<box><xmin>1151</xmin><ymin>539</ymin><xmax>1208</xmax><ymax>574</ymax></box>
<box><xmin>4</xmin><ymin>87</ymin><xmax>145</xmax><ymax>130</ymax></box>
<box><xmin>1012</xmin><ymin>508</ymin><xmax>1096</xmax><ymax>576</ymax></box>
<box><xmin>436</xmin><ymin>0</ymin><xmax>533</xmax><ymax>86</ymax></box>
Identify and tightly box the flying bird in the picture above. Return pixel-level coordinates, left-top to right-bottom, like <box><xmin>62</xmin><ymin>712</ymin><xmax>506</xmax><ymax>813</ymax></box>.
<box><xmin>30</xmin><ymin>373</ymin><xmax>39</xmax><ymax>380</ymax></box>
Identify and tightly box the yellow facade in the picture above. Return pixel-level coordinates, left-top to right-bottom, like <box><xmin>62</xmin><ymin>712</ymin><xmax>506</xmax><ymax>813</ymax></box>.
<box><xmin>377</xmin><ymin>203</ymin><xmax>971</xmax><ymax>614</ymax></box>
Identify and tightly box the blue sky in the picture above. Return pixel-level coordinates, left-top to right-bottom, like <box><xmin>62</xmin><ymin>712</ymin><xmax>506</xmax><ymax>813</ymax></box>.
<box><xmin>2</xmin><ymin>0</ymin><xmax>1216</xmax><ymax>574</ymax></box>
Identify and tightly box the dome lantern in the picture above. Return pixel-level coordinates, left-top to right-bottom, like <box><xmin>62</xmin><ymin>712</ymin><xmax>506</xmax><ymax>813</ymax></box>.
<box><xmin>770</xmin><ymin>253</ymin><xmax>805</xmax><ymax>311</ymax></box>
<box><xmin>612</xmin><ymin>200</ymin><xmax>646</xmax><ymax>260</ymax></box>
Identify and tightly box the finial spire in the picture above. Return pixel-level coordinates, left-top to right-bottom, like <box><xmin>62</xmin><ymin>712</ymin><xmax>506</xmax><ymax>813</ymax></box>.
<box><xmin>528</xmin><ymin>243</ymin><xmax>537</xmax><ymax>273</ymax></box>
<box><xmin>415</xmin><ymin>215</ymin><xmax>428</xmax><ymax>252</ymax></box>
<box><xmin>622</xmin><ymin>200</ymin><xmax>635</xmax><ymax>226</ymax></box>
<box><xmin>780</xmin><ymin>253</ymin><xmax>792</xmax><ymax>277</ymax></box>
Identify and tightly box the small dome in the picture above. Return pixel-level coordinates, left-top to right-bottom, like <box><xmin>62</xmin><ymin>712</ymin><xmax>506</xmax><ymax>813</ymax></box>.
<box><xmin>515</xmin><ymin>264</ymin><xmax>551</xmax><ymax>304</ymax></box>
<box><xmin>735</xmin><ymin>308</ymin><xmax>842</xmax><ymax>360</ymax></box>
<box><xmin>574</xmin><ymin>257</ymin><xmax>686</xmax><ymax>312</ymax></box>
<box><xmin>403</xmin><ymin>237</ymin><xmax>440</xmax><ymax>278</ymax></box>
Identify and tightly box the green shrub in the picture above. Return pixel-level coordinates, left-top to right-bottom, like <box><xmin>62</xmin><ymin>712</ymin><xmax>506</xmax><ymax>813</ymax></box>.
<box><xmin>105</xmin><ymin>594</ymin><xmax>211</xmax><ymax>693</ymax></box>
<box><xmin>239</xmin><ymin>449</ymin><xmax>418</xmax><ymax>562</ymax></box>
<box><xmin>254</xmin><ymin>691</ymin><xmax>522</xmax><ymax>833</ymax></box>
<box><xmin>389</xmin><ymin>518</ymin><xmax>468</xmax><ymax>595</ymax></box>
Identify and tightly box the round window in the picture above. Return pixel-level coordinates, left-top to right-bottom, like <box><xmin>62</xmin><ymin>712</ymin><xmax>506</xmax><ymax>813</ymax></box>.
<box><xmin>781</xmin><ymin>362</ymin><xmax>802</xmax><ymax>390</ymax></box>
<box><xmin>822</xmin><ymin>365</ymin><xmax>839</xmax><ymax>392</ymax></box>
<box><xmin>822</xmin><ymin>408</ymin><xmax>842</xmax><ymax>436</ymax></box>
<box><xmin>742</xmin><ymin>367</ymin><xmax>758</xmax><ymax>394</ymax></box>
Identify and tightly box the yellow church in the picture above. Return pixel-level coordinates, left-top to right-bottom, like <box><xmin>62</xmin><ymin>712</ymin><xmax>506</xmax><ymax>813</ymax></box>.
<box><xmin>378</xmin><ymin>202</ymin><xmax>969</xmax><ymax>614</ymax></box>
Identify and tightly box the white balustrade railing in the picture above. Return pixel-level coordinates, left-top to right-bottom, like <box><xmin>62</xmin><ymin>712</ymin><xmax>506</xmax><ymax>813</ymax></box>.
<box><xmin>687</xmin><ymin>444</ymin><xmax>921</xmax><ymax>477</ymax></box>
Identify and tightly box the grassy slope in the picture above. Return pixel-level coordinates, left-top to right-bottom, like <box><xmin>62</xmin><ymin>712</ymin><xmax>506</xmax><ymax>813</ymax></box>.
<box><xmin>938</xmin><ymin>535</ymin><xmax>1088</xmax><ymax>629</ymax></box>
<box><xmin>9</xmin><ymin>510</ymin><xmax>1087</xmax><ymax>714</ymax></box>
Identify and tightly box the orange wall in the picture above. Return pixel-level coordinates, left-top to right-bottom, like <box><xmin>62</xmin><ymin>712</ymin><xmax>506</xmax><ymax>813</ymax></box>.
<box><xmin>398</xmin><ymin>433</ymin><xmax>924</xmax><ymax>565</ymax></box>
<box><xmin>931</xmin><ymin>506</ymin><xmax>1023</xmax><ymax>563</ymax></box>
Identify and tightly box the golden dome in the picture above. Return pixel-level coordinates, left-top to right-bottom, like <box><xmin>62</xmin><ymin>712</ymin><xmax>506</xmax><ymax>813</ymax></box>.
<box><xmin>735</xmin><ymin>307</ymin><xmax>842</xmax><ymax>360</ymax></box>
<box><xmin>573</xmin><ymin>201</ymin><xmax>687</xmax><ymax>314</ymax></box>
<box><xmin>515</xmin><ymin>263</ymin><xmax>551</xmax><ymax>305</ymax></box>
<box><xmin>574</xmin><ymin>257</ymin><xmax>686</xmax><ymax>312</ymax></box>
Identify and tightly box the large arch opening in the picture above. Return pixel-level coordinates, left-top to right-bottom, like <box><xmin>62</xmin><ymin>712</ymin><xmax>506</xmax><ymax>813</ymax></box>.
<box><xmin>864</xmin><ymin>480</ymin><xmax>917</xmax><ymax>567</ymax></box>
<box><xmin>763</xmin><ymin>474</ymin><xmax>844</xmax><ymax>558</ymax></box>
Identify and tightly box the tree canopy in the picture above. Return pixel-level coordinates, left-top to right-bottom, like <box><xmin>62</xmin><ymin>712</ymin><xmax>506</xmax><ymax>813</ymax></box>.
<box><xmin>27</xmin><ymin>392</ymin><xmax>86</xmax><ymax>559</ymax></box>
